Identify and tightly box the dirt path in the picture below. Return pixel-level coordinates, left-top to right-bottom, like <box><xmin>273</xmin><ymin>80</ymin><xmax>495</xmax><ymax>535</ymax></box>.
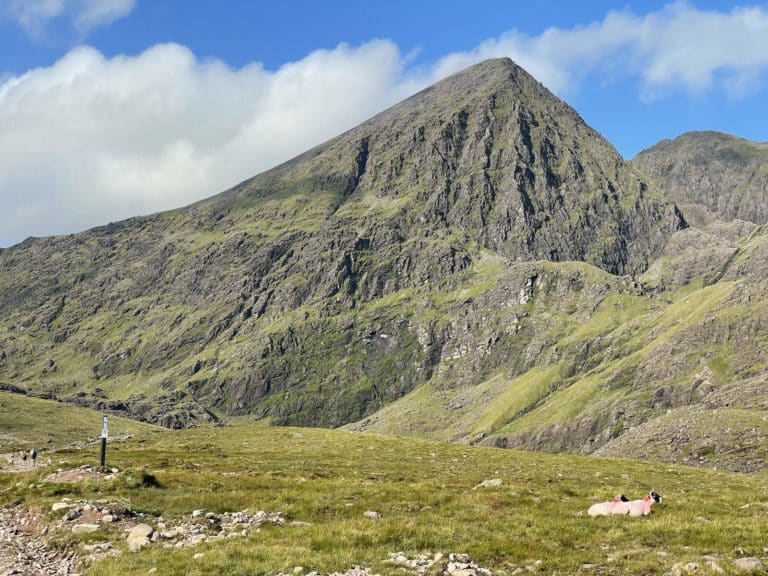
<box><xmin>0</xmin><ymin>454</ymin><xmax>50</xmax><ymax>474</ymax></box>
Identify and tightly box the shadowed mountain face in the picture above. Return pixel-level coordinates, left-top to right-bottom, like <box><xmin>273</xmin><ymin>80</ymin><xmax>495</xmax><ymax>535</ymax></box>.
<box><xmin>0</xmin><ymin>58</ymin><xmax>685</xmax><ymax>430</ymax></box>
<box><xmin>633</xmin><ymin>131</ymin><xmax>768</xmax><ymax>225</ymax></box>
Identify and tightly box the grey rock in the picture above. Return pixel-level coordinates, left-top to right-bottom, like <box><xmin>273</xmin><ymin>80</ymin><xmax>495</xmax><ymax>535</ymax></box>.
<box><xmin>71</xmin><ymin>523</ymin><xmax>100</xmax><ymax>534</ymax></box>
<box><xmin>127</xmin><ymin>523</ymin><xmax>154</xmax><ymax>551</ymax></box>
<box><xmin>733</xmin><ymin>558</ymin><xmax>763</xmax><ymax>572</ymax></box>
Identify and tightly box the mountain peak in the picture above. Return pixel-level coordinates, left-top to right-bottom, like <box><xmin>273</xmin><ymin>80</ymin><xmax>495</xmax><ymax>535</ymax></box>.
<box><xmin>1</xmin><ymin>59</ymin><xmax>683</xmax><ymax>430</ymax></box>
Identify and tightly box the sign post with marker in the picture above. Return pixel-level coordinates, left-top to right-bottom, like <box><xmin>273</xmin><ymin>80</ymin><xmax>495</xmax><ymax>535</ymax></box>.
<box><xmin>100</xmin><ymin>416</ymin><xmax>108</xmax><ymax>467</ymax></box>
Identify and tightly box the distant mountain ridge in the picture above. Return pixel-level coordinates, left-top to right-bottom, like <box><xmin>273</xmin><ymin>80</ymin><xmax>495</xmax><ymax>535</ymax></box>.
<box><xmin>2</xmin><ymin>60</ymin><xmax>768</xmax><ymax>472</ymax></box>
<box><xmin>633</xmin><ymin>130</ymin><xmax>768</xmax><ymax>224</ymax></box>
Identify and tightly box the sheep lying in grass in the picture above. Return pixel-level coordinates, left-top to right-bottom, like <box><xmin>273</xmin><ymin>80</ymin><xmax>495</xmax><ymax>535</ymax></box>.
<box><xmin>587</xmin><ymin>494</ymin><xmax>629</xmax><ymax>517</ymax></box>
<box><xmin>623</xmin><ymin>491</ymin><xmax>663</xmax><ymax>517</ymax></box>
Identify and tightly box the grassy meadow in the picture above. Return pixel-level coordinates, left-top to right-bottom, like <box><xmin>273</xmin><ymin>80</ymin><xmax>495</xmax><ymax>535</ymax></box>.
<box><xmin>1</xmin><ymin>396</ymin><xmax>767</xmax><ymax>575</ymax></box>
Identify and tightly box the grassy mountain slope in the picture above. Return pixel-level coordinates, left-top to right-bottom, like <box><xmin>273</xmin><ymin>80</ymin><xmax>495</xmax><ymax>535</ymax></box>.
<box><xmin>0</xmin><ymin>392</ymin><xmax>161</xmax><ymax>453</ymax></box>
<box><xmin>0</xmin><ymin>58</ymin><xmax>683</xmax><ymax>431</ymax></box>
<box><xmin>2</xmin><ymin>419</ymin><xmax>768</xmax><ymax>575</ymax></box>
<box><xmin>350</xmin><ymin>131</ymin><xmax>768</xmax><ymax>471</ymax></box>
<box><xmin>354</xmin><ymin>221</ymin><xmax>768</xmax><ymax>471</ymax></box>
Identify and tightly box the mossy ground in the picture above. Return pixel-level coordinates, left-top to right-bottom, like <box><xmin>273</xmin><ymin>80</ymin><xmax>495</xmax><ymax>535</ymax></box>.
<box><xmin>1</xmin><ymin>397</ymin><xmax>767</xmax><ymax>575</ymax></box>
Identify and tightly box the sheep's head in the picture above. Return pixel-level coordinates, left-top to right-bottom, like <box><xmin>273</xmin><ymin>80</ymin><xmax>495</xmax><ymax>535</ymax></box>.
<box><xmin>617</xmin><ymin>494</ymin><xmax>629</xmax><ymax>502</ymax></box>
<box><xmin>649</xmin><ymin>491</ymin><xmax>662</xmax><ymax>503</ymax></box>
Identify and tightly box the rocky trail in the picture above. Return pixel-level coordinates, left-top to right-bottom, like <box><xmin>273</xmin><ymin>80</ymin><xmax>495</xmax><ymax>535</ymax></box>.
<box><xmin>0</xmin><ymin>498</ymin><xmax>498</xmax><ymax>576</ymax></box>
<box><xmin>0</xmin><ymin>507</ymin><xmax>81</xmax><ymax>576</ymax></box>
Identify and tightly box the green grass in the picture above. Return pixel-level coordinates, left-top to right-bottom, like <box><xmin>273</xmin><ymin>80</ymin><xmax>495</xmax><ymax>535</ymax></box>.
<box><xmin>2</xmin><ymin>421</ymin><xmax>768</xmax><ymax>575</ymax></box>
<box><xmin>0</xmin><ymin>392</ymin><xmax>161</xmax><ymax>452</ymax></box>
<box><xmin>470</xmin><ymin>364</ymin><xmax>563</xmax><ymax>437</ymax></box>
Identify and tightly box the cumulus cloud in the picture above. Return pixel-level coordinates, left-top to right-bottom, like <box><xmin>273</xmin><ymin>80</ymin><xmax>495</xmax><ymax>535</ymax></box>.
<box><xmin>1</xmin><ymin>2</ymin><xmax>768</xmax><ymax>245</ymax></box>
<box><xmin>0</xmin><ymin>0</ymin><xmax>135</xmax><ymax>35</ymax></box>
<box><xmin>430</xmin><ymin>1</ymin><xmax>768</xmax><ymax>98</ymax></box>
<box><xmin>0</xmin><ymin>41</ymin><xmax>411</xmax><ymax>245</ymax></box>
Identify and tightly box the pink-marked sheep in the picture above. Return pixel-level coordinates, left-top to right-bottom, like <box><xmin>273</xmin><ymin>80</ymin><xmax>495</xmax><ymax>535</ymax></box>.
<box><xmin>624</xmin><ymin>491</ymin><xmax>662</xmax><ymax>516</ymax></box>
<box><xmin>587</xmin><ymin>494</ymin><xmax>629</xmax><ymax>517</ymax></box>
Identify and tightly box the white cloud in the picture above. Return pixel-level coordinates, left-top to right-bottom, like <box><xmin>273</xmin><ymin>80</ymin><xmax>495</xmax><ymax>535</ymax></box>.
<box><xmin>0</xmin><ymin>41</ymin><xmax>410</xmax><ymax>245</ymax></box>
<box><xmin>429</xmin><ymin>1</ymin><xmax>768</xmax><ymax>98</ymax></box>
<box><xmin>1</xmin><ymin>2</ymin><xmax>768</xmax><ymax>246</ymax></box>
<box><xmin>1</xmin><ymin>0</ymin><xmax>64</xmax><ymax>34</ymax></box>
<box><xmin>73</xmin><ymin>0</ymin><xmax>135</xmax><ymax>32</ymax></box>
<box><xmin>0</xmin><ymin>0</ymin><xmax>135</xmax><ymax>35</ymax></box>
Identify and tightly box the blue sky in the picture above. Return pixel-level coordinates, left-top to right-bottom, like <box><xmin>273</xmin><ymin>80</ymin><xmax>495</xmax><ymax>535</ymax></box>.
<box><xmin>0</xmin><ymin>0</ymin><xmax>767</xmax><ymax>246</ymax></box>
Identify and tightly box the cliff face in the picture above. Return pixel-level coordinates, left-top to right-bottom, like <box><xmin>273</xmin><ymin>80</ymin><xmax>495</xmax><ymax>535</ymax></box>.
<box><xmin>633</xmin><ymin>131</ymin><xmax>768</xmax><ymax>224</ymax></box>
<box><xmin>0</xmin><ymin>58</ymin><xmax>684</xmax><ymax>429</ymax></box>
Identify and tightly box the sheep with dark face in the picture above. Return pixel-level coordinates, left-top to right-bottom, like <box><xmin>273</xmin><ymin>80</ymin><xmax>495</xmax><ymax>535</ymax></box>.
<box><xmin>587</xmin><ymin>494</ymin><xmax>629</xmax><ymax>517</ymax></box>
<box><xmin>611</xmin><ymin>491</ymin><xmax>662</xmax><ymax>516</ymax></box>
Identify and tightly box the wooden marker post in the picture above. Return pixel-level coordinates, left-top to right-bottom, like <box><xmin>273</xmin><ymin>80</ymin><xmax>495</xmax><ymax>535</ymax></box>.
<box><xmin>100</xmin><ymin>416</ymin><xmax>108</xmax><ymax>467</ymax></box>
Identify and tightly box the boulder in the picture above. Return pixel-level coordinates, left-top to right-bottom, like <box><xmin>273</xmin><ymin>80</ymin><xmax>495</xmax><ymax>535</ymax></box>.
<box><xmin>733</xmin><ymin>558</ymin><xmax>762</xmax><ymax>572</ymax></box>
<box><xmin>127</xmin><ymin>523</ymin><xmax>154</xmax><ymax>551</ymax></box>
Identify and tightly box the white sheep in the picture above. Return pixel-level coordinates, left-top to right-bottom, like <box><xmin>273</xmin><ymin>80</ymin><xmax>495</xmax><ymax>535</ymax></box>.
<box><xmin>623</xmin><ymin>491</ymin><xmax>662</xmax><ymax>516</ymax></box>
<box><xmin>587</xmin><ymin>494</ymin><xmax>628</xmax><ymax>517</ymax></box>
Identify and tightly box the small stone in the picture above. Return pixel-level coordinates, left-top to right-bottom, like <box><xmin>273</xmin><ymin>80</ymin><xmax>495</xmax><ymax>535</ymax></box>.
<box><xmin>733</xmin><ymin>558</ymin><xmax>762</xmax><ymax>572</ymax></box>
<box><xmin>706</xmin><ymin>561</ymin><xmax>725</xmax><ymax>575</ymax></box>
<box><xmin>192</xmin><ymin>509</ymin><xmax>204</xmax><ymax>517</ymax></box>
<box><xmin>101</xmin><ymin>514</ymin><xmax>115</xmax><ymax>523</ymax></box>
<box><xmin>193</xmin><ymin>553</ymin><xmax>204</xmax><ymax>560</ymax></box>
<box><xmin>363</xmin><ymin>511</ymin><xmax>382</xmax><ymax>520</ymax></box>
<box><xmin>64</xmin><ymin>508</ymin><xmax>82</xmax><ymax>521</ymax></box>
<box><xmin>473</xmin><ymin>478</ymin><xmax>503</xmax><ymax>489</ymax></box>
<box><xmin>71</xmin><ymin>523</ymin><xmax>100</xmax><ymax>534</ymax></box>
<box><xmin>455</xmin><ymin>554</ymin><xmax>471</xmax><ymax>563</ymax></box>
<box><xmin>684</xmin><ymin>562</ymin><xmax>700</xmax><ymax>573</ymax></box>
<box><xmin>82</xmin><ymin>542</ymin><xmax>112</xmax><ymax>552</ymax></box>
<box><xmin>52</xmin><ymin>502</ymin><xmax>71</xmax><ymax>511</ymax></box>
<box><xmin>293</xmin><ymin>568</ymin><xmax>304</xmax><ymax>574</ymax></box>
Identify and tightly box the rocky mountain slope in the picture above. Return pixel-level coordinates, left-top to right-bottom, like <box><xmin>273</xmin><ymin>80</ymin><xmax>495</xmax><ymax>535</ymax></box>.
<box><xmin>633</xmin><ymin>131</ymin><xmax>768</xmax><ymax>225</ymax></box>
<box><xmin>0</xmin><ymin>58</ymin><xmax>682</xmax><ymax>425</ymax></box>
<box><xmin>1</xmin><ymin>60</ymin><xmax>767</xmax><ymax>471</ymax></box>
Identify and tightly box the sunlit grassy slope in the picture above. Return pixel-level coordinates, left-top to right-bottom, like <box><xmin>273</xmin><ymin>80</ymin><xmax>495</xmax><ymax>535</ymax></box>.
<box><xmin>2</xmin><ymin>402</ymin><xmax>767</xmax><ymax>575</ymax></box>
<box><xmin>0</xmin><ymin>391</ymin><xmax>162</xmax><ymax>452</ymax></box>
